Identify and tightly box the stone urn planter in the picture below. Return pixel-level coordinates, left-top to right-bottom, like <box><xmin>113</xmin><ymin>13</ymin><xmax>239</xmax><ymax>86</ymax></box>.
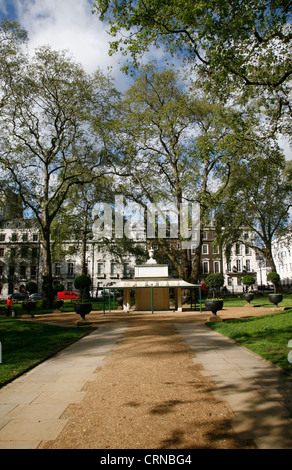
<box><xmin>243</xmin><ymin>293</ymin><xmax>254</xmax><ymax>305</ymax></box>
<box><xmin>22</xmin><ymin>301</ymin><xmax>37</xmax><ymax>317</ymax></box>
<box><xmin>268</xmin><ymin>294</ymin><xmax>283</xmax><ymax>307</ymax></box>
<box><xmin>74</xmin><ymin>303</ymin><xmax>92</xmax><ymax>324</ymax></box>
<box><xmin>205</xmin><ymin>299</ymin><xmax>223</xmax><ymax>321</ymax></box>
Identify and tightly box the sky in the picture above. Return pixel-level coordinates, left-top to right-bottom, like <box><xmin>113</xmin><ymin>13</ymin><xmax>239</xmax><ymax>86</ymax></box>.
<box><xmin>0</xmin><ymin>0</ymin><xmax>291</xmax><ymax>158</ymax></box>
<box><xmin>0</xmin><ymin>0</ymin><xmax>133</xmax><ymax>90</ymax></box>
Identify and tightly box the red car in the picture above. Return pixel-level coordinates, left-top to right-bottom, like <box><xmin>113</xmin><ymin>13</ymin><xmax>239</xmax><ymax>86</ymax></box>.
<box><xmin>57</xmin><ymin>291</ymin><xmax>79</xmax><ymax>300</ymax></box>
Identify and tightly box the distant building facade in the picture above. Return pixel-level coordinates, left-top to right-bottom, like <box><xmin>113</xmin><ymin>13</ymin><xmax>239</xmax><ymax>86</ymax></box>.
<box><xmin>0</xmin><ymin>211</ymin><xmax>291</xmax><ymax>298</ymax></box>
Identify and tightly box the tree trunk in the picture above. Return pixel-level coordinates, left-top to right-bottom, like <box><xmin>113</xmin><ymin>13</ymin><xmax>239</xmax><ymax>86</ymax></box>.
<box><xmin>41</xmin><ymin>226</ymin><xmax>54</xmax><ymax>308</ymax></box>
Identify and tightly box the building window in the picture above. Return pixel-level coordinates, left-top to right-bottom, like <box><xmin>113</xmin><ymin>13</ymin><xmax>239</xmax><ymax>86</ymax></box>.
<box><xmin>245</xmin><ymin>245</ymin><xmax>251</xmax><ymax>255</ymax></box>
<box><xmin>9</xmin><ymin>265</ymin><xmax>15</xmax><ymax>276</ymax></box>
<box><xmin>67</xmin><ymin>282</ymin><xmax>73</xmax><ymax>290</ymax></box>
<box><xmin>245</xmin><ymin>259</ymin><xmax>251</xmax><ymax>271</ymax></box>
<box><xmin>202</xmin><ymin>232</ymin><xmax>207</xmax><ymax>240</ymax></box>
<box><xmin>67</xmin><ymin>263</ymin><xmax>74</xmax><ymax>275</ymax></box>
<box><xmin>111</xmin><ymin>262</ymin><xmax>117</xmax><ymax>276</ymax></box>
<box><xmin>236</xmin><ymin>259</ymin><xmax>241</xmax><ymax>272</ymax></box>
<box><xmin>191</xmin><ymin>244</ymin><xmax>197</xmax><ymax>255</ymax></box>
<box><xmin>0</xmin><ymin>233</ymin><xmax>5</xmax><ymax>241</ymax></box>
<box><xmin>0</xmin><ymin>248</ymin><xmax>4</xmax><ymax>257</ymax></box>
<box><xmin>235</xmin><ymin>243</ymin><xmax>241</xmax><ymax>255</ymax></box>
<box><xmin>227</xmin><ymin>261</ymin><xmax>232</xmax><ymax>272</ymax></box>
<box><xmin>202</xmin><ymin>244</ymin><xmax>208</xmax><ymax>254</ymax></box>
<box><xmin>228</xmin><ymin>277</ymin><xmax>233</xmax><ymax>286</ymax></box>
<box><xmin>33</xmin><ymin>234</ymin><xmax>38</xmax><ymax>241</ymax></box>
<box><xmin>123</xmin><ymin>262</ymin><xmax>130</xmax><ymax>276</ymax></box>
<box><xmin>31</xmin><ymin>265</ymin><xmax>37</xmax><ymax>279</ymax></box>
<box><xmin>97</xmin><ymin>262</ymin><xmax>104</xmax><ymax>275</ymax></box>
<box><xmin>11</xmin><ymin>233</ymin><xmax>17</xmax><ymax>242</ymax></box>
<box><xmin>22</xmin><ymin>233</ymin><xmax>28</xmax><ymax>242</ymax></box>
<box><xmin>203</xmin><ymin>261</ymin><xmax>209</xmax><ymax>274</ymax></box>
<box><xmin>213</xmin><ymin>244</ymin><xmax>219</xmax><ymax>254</ymax></box>
<box><xmin>55</xmin><ymin>263</ymin><xmax>61</xmax><ymax>276</ymax></box>
<box><xmin>20</xmin><ymin>265</ymin><xmax>26</xmax><ymax>278</ymax></box>
<box><xmin>214</xmin><ymin>261</ymin><xmax>220</xmax><ymax>273</ymax></box>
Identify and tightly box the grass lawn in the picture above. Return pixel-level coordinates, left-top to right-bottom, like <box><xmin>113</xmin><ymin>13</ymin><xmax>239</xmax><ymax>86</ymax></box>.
<box><xmin>0</xmin><ymin>317</ymin><xmax>94</xmax><ymax>387</ymax></box>
<box><xmin>0</xmin><ymin>298</ymin><xmax>120</xmax><ymax>317</ymax></box>
<box><xmin>203</xmin><ymin>293</ymin><xmax>292</xmax><ymax>308</ymax></box>
<box><xmin>207</xmin><ymin>309</ymin><xmax>292</xmax><ymax>374</ymax></box>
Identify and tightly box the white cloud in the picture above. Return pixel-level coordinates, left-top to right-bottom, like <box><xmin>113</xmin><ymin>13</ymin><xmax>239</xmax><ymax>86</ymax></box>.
<box><xmin>1</xmin><ymin>0</ymin><xmax>130</xmax><ymax>89</ymax></box>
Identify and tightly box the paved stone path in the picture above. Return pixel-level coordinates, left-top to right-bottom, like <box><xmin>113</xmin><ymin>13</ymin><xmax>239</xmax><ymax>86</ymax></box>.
<box><xmin>0</xmin><ymin>325</ymin><xmax>127</xmax><ymax>448</ymax></box>
<box><xmin>0</xmin><ymin>309</ymin><xmax>291</xmax><ymax>449</ymax></box>
<box><xmin>177</xmin><ymin>323</ymin><xmax>292</xmax><ymax>449</ymax></box>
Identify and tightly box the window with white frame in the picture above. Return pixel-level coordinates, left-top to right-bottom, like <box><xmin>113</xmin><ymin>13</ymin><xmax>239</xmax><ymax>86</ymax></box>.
<box><xmin>245</xmin><ymin>245</ymin><xmax>251</xmax><ymax>255</ymax></box>
<box><xmin>245</xmin><ymin>259</ymin><xmax>251</xmax><ymax>271</ymax></box>
<box><xmin>123</xmin><ymin>262</ymin><xmax>130</xmax><ymax>276</ymax></box>
<box><xmin>227</xmin><ymin>261</ymin><xmax>232</xmax><ymax>272</ymax></box>
<box><xmin>235</xmin><ymin>243</ymin><xmax>242</xmax><ymax>255</ymax></box>
<box><xmin>236</xmin><ymin>259</ymin><xmax>241</xmax><ymax>272</ymax></box>
<box><xmin>55</xmin><ymin>263</ymin><xmax>61</xmax><ymax>276</ymax></box>
<box><xmin>67</xmin><ymin>262</ymin><xmax>74</xmax><ymax>275</ymax></box>
<box><xmin>214</xmin><ymin>261</ymin><xmax>220</xmax><ymax>273</ymax></box>
<box><xmin>111</xmin><ymin>262</ymin><xmax>117</xmax><ymax>276</ymax></box>
<box><xmin>213</xmin><ymin>244</ymin><xmax>219</xmax><ymax>254</ymax></box>
<box><xmin>97</xmin><ymin>262</ymin><xmax>104</xmax><ymax>275</ymax></box>
<box><xmin>202</xmin><ymin>244</ymin><xmax>208</xmax><ymax>254</ymax></box>
<box><xmin>203</xmin><ymin>261</ymin><xmax>209</xmax><ymax>273</ymax></box>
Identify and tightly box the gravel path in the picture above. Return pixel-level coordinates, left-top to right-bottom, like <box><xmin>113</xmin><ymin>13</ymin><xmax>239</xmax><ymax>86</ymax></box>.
<box><xmin>38</xmin><ymin>310</ymin><xmax>257</xmax><ymax>449</ymax></box>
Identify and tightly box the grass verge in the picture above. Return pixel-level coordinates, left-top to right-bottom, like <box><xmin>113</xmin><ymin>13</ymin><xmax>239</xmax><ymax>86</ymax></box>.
<box><xmin>207</xmin><ymin>309</ymin><xmax>292</xmax><ymax>374</ymax></box>
<box><xmin>0</xmin><ymin>317</ymin><xmax>94</xmax><ymax>387</ymax></box>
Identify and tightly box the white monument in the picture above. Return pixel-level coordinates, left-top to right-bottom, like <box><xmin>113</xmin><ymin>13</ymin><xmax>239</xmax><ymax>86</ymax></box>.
<box><xmin>107</xmin><ymin>247</ymin><xmax>201</xmax><ymax>313</ymax></box>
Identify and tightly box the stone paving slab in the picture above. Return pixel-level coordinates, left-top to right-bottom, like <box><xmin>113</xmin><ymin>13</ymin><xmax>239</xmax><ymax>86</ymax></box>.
<box><xmin>0</xmin><ymin>324</ymin><xmax>127</xmax><ymax>449</ymax></box>
<box><xmin>176</xmin><ymin>323</ymin><xmax>292</xmax><ymax>449</ymax></box>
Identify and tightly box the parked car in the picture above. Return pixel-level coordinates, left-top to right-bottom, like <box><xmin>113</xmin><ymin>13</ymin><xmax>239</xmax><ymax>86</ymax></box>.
<box><xmin>11</xmin><ymin>292</ymin><xmax>29</xmax><ymax>300</ymax></box>
<box><xmin>96</xmin><ymin>289</ymin><xmax>115</xmax><ymax>299</ymax></box>
<box><xmin>11</xmin><ymin>292</ymin><xmax>27</xmax><ymax>300</ymax></box>
<box><xmin>57</xmin><ymin>291</ymin><xmax>79</xmax><ymax>300</ymax></box>
<box><xmin>29</xmin><ymin>293</ymin><xmax>42</xmax><ymax>300</ymax></box>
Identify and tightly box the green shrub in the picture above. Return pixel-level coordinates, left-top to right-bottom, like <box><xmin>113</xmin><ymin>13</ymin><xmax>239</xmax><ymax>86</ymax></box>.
<box><xmin>242</xmin><ymin>275</ymin><xmax>256</xmax><ymax>291</ymax></box>
<box><xmin>53</xmin><ymin>283</ymin><xmax>64</xmax><ymax>294</ymax></box>
<box><xmin>74</xmin><ymin>274</ymin><xmax>91</xmax><ymax>301</ymax></box>
<box><xmin>267</xmin><ymin>272</ymin><xmax>281</xmax><ymax>293</ymax></box>
<box><xmin>25</xmin><ymin>281</ymin><xmax>38</xmax><ymax>294</ymax></box>
<box><xmin>205</xmin><ymin>273</ymin><xmax>224</xmax><ymax>299</ymax></box>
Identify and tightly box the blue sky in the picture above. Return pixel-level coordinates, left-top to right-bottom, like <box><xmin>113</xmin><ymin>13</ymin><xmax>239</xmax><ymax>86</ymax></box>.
<box><xmin>0</xmin><ymin>0</ymin><xmax>291</xmax><ymax>158</ymax></box>
<box><xmin>0</xmin><ymin>0</ymin><xmax>133</xmax><ymax>89</ymax></box>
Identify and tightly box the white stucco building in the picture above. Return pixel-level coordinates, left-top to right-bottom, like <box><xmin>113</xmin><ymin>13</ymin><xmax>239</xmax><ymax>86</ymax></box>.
<box><xmin>272</xmin><ymin>231</ymin><xmax>292</xmax><ymax>288</ymax></box>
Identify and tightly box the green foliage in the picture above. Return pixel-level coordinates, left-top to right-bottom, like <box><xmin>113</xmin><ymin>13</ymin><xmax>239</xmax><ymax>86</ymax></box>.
<box><xmin>25</xmin><ymin>281</ymin><xmax>38</xmax><ymax>294</ymax></box>
<box><xmin>74</xmin><ymin>274</ymin><xmax>91</xmax><ymax>301</ymax></box>
<box><xmin>53</xmin><ymin>283</ymin><xmax>64</xmax><ymax>294</ymax></box>
<box><xmin>92</xmin><ymin>1</ymin><xmax>291</xmax><ymax>94</ymax></box>
<box><xmin>242</xmin><ymin>275</ymin><xmax>256</xmax><ymax>286</ymax></box>
<box><xmin>267</xmin><ymin>272</ymin><xmax>280</xmax><ymax>284</ymax></box>
<box><xmin>267</xmin><ymin>272</ymin><xmax>281</xmax><ymax>293</ymax></box>
<box><xmin>205</xmin><ymin>273</ymin><xmax>224</xmax><ymax>298</ymax></box>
